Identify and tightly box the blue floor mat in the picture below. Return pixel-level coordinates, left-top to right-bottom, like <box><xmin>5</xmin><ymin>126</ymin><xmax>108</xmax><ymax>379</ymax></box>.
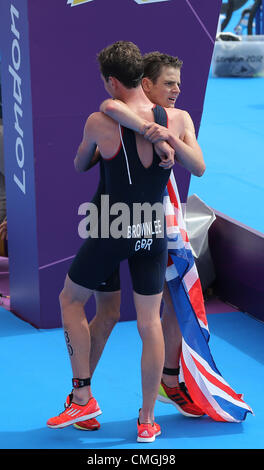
<box><xmin>0</xmin><ymin>306</ymin><xmax>262</xmax><ymax>450</ymax></box>
<box><xmin>189</xmin><ymin>76</ymin><xmax>264</xmax><ymax>234</ymax></box>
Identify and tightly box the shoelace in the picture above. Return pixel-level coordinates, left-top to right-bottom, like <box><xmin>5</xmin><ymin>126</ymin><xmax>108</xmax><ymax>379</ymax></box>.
<box><xmin>179</xmin><ymin>382</ymin><xmax>194</xmax><ymax>403</ymax></box>
<box><xmin>60</xmin><ymin>392</ymin><xmax>73</xmax><ymax>415</ymax></box>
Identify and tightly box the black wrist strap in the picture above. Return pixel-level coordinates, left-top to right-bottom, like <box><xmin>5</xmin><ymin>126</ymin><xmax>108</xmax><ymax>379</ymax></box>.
<box><xmin>163</xmin><ymin>367</ymin><xmax>180</xmax><ymax>376</ymax></box>
<box><xmin>72</xmin><ymin>378</ymin><xmax>91</xmax><ymax>388</ymax></box>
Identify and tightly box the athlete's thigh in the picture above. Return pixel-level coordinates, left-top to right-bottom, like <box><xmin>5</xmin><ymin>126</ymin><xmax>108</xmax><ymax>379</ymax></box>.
<box><xmin>128</xmin><ymin>248</ymin><xmax>168</xmax><ymax>296</ymax></box>
<box><xmin>68</xmin><ymin>236</ymin><xmax>121</xmax><ymax>291</ymax></box>
<box><xmin>94</xmin><ymin>265</ymin><xmax>121</xmax><ymax>293</ymax></box>
<box><xmin>61</xmin><ymin>274</ymin><xmax>94</xmax><ymax>305</ymax></box>
<box><xmin>134</xmin><ymin>290</ymin><xmax>163</xmax><ymax>326</ymax></box>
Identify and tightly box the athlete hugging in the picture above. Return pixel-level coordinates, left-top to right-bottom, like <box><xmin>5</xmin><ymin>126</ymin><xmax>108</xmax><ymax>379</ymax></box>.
<box><xmin>47</xmin><ymin>41</ymin><xmax>206</xmax><ymax>443</ymax></box>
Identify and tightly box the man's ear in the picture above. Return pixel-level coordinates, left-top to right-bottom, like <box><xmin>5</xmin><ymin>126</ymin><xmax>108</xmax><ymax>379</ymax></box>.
<box><xmin>107</xmin><ymin>76</ymin><xmax>115</xmax><ymax>88</ymax></box>
<box><xmin>142</xmin><ymin>77</ymin><xmax>153</xmax><ymax>93</ymax></box>
<box><xmin>109</xmin><ymin>76</ymin><xmax>120</xmax><ymax>90</ymax></box>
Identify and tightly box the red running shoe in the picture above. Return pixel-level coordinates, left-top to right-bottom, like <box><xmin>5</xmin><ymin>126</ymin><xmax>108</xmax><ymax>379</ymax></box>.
<box><xmin>73</xmin><ymin>418</ymin><xmax>100</xmax><ymax>431</ymax></box>
<box><xmin>64</xmin><ymin>393</ymin><xmax>100</xmax><ymax>432</ymax></box>
<box><xmin>47</xmin><ymin>393</ymin><xmax>102</xmax><ymax>429</ymax></box>
<box><xmin>157</xmin><ymin>380</ymin><xmax>205</xmax><ymax>417</ymax></box>
<box><xmin>137</xmin><ymin>420</ymin><xmax>161</xmax><ymax>443</ymax></box>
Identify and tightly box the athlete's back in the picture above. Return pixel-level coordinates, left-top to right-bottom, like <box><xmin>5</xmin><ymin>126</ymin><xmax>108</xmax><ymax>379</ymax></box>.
<box><xmin>101</xmin><ymin>105</ymin><xmax>170</xmax><ymax>207</ymax></box>
<box><xmin>69</xmin><ymin>105</ymin><xmax>171</xmax><ymax>294</ymax></box>
<box><xmin>89</xmin><ymin>101</ymin><xmax>155</xmax><ymax>168</ymax></box>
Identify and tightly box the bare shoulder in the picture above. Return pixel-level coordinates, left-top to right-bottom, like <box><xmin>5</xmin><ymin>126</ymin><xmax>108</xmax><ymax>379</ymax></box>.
<box><xmin>165</xmin><ymin>108</ymin><xmax>184</xmax><ymax>136</ymax></box>
<box><xmin>181</xmin><ymin>109</ymin><xmax>194</xmax><ymax>125</ymax></box>
<box><xmin>167</xmin><ymin>108</ymin><xmax>195</xmax><ymax>134</ymax></box>
<box><xmin>181</xmin><ymin>110</ymin><xmax>196</xmax><ymax>133</ymax></box>
<box><xmin>166</xmin><ymin>107</ymin><xmax>190</xmax><ymax>121</ymax></box>
<box><xmin>84</xmin><ymin>111</ymin><xmax>116</xmax><ymax>132</ymax></box>
<box><xmin>83</xmin><ymin>111</ymin><xmax>120</xmax><ymax>158</ymax></box>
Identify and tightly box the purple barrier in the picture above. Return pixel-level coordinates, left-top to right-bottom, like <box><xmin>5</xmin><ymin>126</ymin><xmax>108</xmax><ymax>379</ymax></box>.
<box><xmin>209</xmin><ymin>210</ymin><xmax>264</xmax><ymax>322</ymax></box>
<box><xmin>0</xmin><ymin>0</ymin><xmax>222</xmax><ymax>328</ymax></box>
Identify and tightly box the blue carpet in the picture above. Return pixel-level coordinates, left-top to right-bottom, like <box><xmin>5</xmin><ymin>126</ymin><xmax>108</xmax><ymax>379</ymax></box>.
<box><xmin>1</xmin><ymin>5</ymin><xmax>263</xmax><ymax>451</ymax></box>
<box><xmin>0</xmin><ymin>306</ymin><xmax>262</xmax><ymax>450</ymax></box>
<box><xmin>189</xmin><ymin>75</ymin><xmax>264</xmax><ymax>234</ymax></box>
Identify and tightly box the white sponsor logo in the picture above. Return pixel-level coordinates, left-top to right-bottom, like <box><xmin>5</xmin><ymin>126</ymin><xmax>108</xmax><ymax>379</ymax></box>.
<box><xmin>9</xmin><ymin>4</ymin><xmax>26</xmax><ymax>195</ymax></box>
<box><xmin>66</xmin><ymin>408</ymin><xmax>81</xmax><ymax>416</ymax></box>
<box><xmin>67</xmin><ymin>0</ymin><xmax>170</xmax><ymax>6</ymax></box>
<box><xmin>134</xmin><ymin>0</ymin><xmax>171</xmax><ymax>4</ymax></box>
<box><xmin>67</xmin><ymin>0</ymin><xmax>94</xmax><ymax>7</ymax></box>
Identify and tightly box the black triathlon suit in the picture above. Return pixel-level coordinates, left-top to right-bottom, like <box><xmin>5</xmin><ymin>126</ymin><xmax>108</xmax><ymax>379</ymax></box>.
<box><xmin>68</xmin><ymin>105</ymin><xmax>170</xmax><ymax>295</ymax></box>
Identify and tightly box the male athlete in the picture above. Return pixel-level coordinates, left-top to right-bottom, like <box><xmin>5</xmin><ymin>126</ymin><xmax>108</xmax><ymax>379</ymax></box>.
<box><xmin>47</xmin><ymin>41</ymin><xmax>181</xmax><ymax>443</ymax></box>
<box><xmin>100</xmin><ymin>51</ymin><xmax>206</xmax><ymax>404</ymax></box>
<box><xmin>73</xmin><ymin>52</ymin><xmax>206</xmax><ymax>433</ymax></box>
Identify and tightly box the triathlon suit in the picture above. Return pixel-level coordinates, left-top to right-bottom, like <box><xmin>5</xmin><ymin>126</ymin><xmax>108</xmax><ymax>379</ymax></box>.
<box><xmin>68</xmin><ymin>105</ymin><xmax>170</xmax><ymax>295</ymax></box>
<box><xmin>89</xmin><ymin>159</ymin><xmax>122</xmax><ymax>291</ymax></box>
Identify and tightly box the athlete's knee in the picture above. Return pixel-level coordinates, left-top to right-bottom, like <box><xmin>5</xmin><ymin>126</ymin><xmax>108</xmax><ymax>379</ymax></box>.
<box><xmin>59</xmin><ymin>287</ymin><xmax>75</xmax><ymax>310</ymax></box>
<box><xmin>137</xmin><ymin>315</ymin><xmax>162</xmax><ymax>340</ymax></box>
<box><xmin>59</xmin><ymin>276</ymin><xmax>91</xmax><ymax>310</ymax></box>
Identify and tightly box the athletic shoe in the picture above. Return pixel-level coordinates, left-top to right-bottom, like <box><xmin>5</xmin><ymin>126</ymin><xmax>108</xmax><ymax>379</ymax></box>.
<box><xmin>66</xmin><ymin>394</ymin><xmax>101</xmax><ymax>430</ymax></box>
<box><xmin>157</xmin><ymin>380</ymin><xmax>205</xmax><ymax>418</ymax></box>
<box><xmin>47</xmin><ymin>394</ymin><xmax>102</xmax><ymax>429</ymax></box>
<box><xmin>73</xmin><ymin>418</ymin><xmax>100</xmax><ymax>431</ymax></box>
<box><xmin>137</xmin><ymin>420</ymin><xmax>161</xmax><ymax>443</ymax></box>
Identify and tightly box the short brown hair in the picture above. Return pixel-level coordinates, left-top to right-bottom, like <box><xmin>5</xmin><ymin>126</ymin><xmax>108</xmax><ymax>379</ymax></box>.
<box><xmin>143</xmin><ymin>52</ymin><xmax>183</xmax><ymax>83</ymax></box>
<box><xmin>97</xmin><ymin>41</ymin><xmax>144</xmax><ymax>88</ymax></box>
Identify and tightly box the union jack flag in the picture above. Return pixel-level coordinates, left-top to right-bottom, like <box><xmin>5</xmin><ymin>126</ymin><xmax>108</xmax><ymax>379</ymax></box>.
<box><xmin>163</xmin><ymin>171</ymin><xmax>253</xmax><ymax>422</ymax></box>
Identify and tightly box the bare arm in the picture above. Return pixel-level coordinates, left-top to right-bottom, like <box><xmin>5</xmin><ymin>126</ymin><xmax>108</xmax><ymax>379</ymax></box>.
<box><xmin>74</xmin><ymin>113</ymin><xmax>99</xmax><ymax>172</ymax></box>
<box><xmin>100</xmin><ymin>99</ymin><xmax>152</xmax><ymax>135</ymax></box>
<box><xmin>179</xmin><ymin>112</ymin><xmax>206</xmax><ymax>176</ymax></box>
<box><xmin>86</xmin><ymin>147</ymin><xmax>101</xmax><ymax>170</ymax></box>
<box><xmin>100</xmin><ymin>99</ymin><xmax>175</xmax><ymax>169</ymax></box>
<box><xmin>100</xmin><ymin>99</ymin><xmax>205</xmax><ymax>175</ymax></box>
<box><xmin>143</xmin><ymin>111</ymin><xmax>206</xmax><ymax>177</ymax></box>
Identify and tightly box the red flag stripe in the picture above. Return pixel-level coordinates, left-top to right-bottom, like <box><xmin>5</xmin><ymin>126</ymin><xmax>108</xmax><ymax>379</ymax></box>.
<box><xmin>180</xmin><ymin>228</ymin><xmax>189</xmax><ymax>242</ymax></box>
<box><xmin>167</xmin><ymin>254</ymin><xmax>173</xmax><ymax>267</ymax></box>
<box><xmin>167</xmin><ymin>179</ymin><xmax>179</xmax><ymax>209</ymax></box>
<box><xmin>181</xmin><ymin>353</ymin><xmax>227</xmax><ymax>422</ymax></box>
<box><xmin>166</xmin><ymin>214</ymin><xmax>178</xmax><ymax>227</ymax></box>
<box><xmin>191</xmin><ymin>354</ymin><xmax>247</xmax><ymax>404</ymax></box>
<box><xmin>188</xmin><ymin>280</ymin><xmax>207</xmax><ymax>325</ymax></box>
